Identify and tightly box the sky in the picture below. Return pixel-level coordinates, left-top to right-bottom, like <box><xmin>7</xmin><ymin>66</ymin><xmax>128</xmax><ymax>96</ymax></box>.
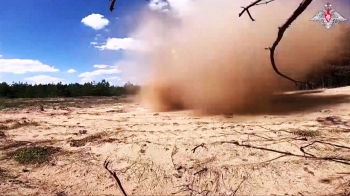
<box><xmin>0</xmin><ymin>0</ymin><xmax>349</xmax><ymax>86</ymax></box>
<box><xmin>0</xmin><ymin>0</ymin><xmax>149</xmax><ymax>85</ymax></box>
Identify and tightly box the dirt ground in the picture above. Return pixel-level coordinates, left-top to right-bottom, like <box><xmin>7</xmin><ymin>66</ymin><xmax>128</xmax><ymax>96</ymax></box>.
<box><xmin>0</xmin><ymin>88</ymin><xmax>350</xmax><ymax>196</ymax></box>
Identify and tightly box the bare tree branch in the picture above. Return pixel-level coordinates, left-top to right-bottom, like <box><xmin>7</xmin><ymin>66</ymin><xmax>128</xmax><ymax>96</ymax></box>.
<box><xmin>232</xmin><ymin>175</ymin><xmax>248</xmax><ymax>196</ymax></box>
<box><xmin>240</xmin><ymin>0</ymin><xmax>315</xmax><ymax>86</ymax></box>
<box><xmin>109</xmin><ymin>0</ymin><xmax>117</xmax><ymax>12</ymax></box>
<box><xmin>268</xmin><ymin>0</ymin><xmax>314</xmax><ymax>86</ymax></box>
<box><xmin>192</xmin><ymin>143</ymin><xmax>207</xmax><ymax>153</ymax></box>
<box><xmin>220</xmin><ymin>140</ymin><xmax>350</xmax><ymax>165</ymax></box>
<box><xmin>104</xmin><ymin>159</ymin><xmax>128</xmax><ymax>196</ymax></box>
<box><xmin>193</xmin><ymin>167</ymin><xmax>208</xmax><ymax>175</ymax></box>
<box><xmin>239</xmin><ymin>0</ymin><xmax>272</xmax><ymax>21</ymax></box>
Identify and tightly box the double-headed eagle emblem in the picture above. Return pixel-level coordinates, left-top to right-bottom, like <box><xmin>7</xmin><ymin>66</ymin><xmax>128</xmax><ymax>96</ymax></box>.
<box><xmin>310</xmin><ymin>3</ymin><xmax>347</xmax><ymax>29</ymax></box>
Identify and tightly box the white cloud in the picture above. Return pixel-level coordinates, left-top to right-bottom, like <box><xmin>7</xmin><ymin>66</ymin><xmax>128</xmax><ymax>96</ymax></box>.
<box><xmin>24</xmin><ymin>75</ymin><xmax>64</xmax><ymax>84</ymax></box>
<box><xmin>0</xmin><ymin>54</ymin><xmax>2</xmax><ymax>58</ymax></box>
<box><xmin>90</xmin><ymin>41</ymin><xmax>98</xmax><ymax>45</ymax></box>
<box><xmin>93</xmin><ymin>64</ymin><xmax>109</xmax><ymax>69</ymax></box>
<box><xmin>81</xmin><ymin>14</ymin><xmax>109</xmax><ymax>30</ymax></box>
<box><xmin>0</xmin><ymin>59</ymin><xmax>59</xmax><ymax>74</ymax></box>
<box><xmin>95</xmin><ymin>37</ymin><xmax>146</xmax><ymax>51</ymax></box>
<box><xmin>109</xmin><ymin>61</ymin><xmax>139</xmax><ymax>69</ymax></box>
<box><xmin>107</xmin><ymin>76</ymin><xmax>122</xmax><ymax>81</ymax></box>
<box><xmin>78</xmin><ymin>68</ymin><xmax>121</xmax><ymax>82</ymax></box>
<box><xmin>67</xmin><ymin>69</ymin><xmax>77</xmax><ymax>73</ymax></box>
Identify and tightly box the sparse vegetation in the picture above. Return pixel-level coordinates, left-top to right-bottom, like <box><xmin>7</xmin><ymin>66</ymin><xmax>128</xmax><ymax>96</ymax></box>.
<box><xmin>0</xmin><ymin>0</ymin><xmax>349</xmax><ymax>195</ymax></box>
<box><xmin>0</xmin><ymin>96</ymin><xmax>132</xmax><ymax>110</ymax></box>
<box><xmin>8</xmin><ymin>146</ymin><xmax>60</xmax><ymax>164</ymax></box>
<box><xmin>0</xmin><ymin>120</ymin><xmax>39</xmax><ymax>130</ymax></box>
<box><xmin>328</xmin><ymin>128</ymin><xmax>350</xmax><ymax>133</ymax></box>
<box><xmin>70</xmin><ymin>132</ymin><xmax>108</xmax><ymax>147</ymax></box>
<box><xmin>291</xmin><ymin>129</ymin><xmax>321</xmax><ymax>137</ymax></box>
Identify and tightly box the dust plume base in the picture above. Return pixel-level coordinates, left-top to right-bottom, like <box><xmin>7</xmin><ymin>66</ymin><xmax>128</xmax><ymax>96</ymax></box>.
<box><xmin>132</xmin><ymin>0</ymin><xmax>346</xmax><ymax>115</ymax></box>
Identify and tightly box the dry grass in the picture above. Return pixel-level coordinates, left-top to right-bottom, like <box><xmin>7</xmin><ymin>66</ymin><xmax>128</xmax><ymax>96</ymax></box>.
<box><xmin>290</xmin><ymin>128</ymin><xmax>321</xmax><ymax>137</ymax></box>
<box><xmin>0</xmin><ymin>119</ymin><xmax>40</xmax><ymax>130</ymax></box>
<box><xmin>69</xmin><ymin>132</ymin><xmax>109</xmax><ymax>147</ymax></box>
<box><xmin>328</xmin><ymin>127</ymin><xmax>350</xmax><ymax>133</ymax></box>
<box><xmin>0</xmin><ymin>96</ymin><xmax>127</xmax><ymax>111</ymax></box>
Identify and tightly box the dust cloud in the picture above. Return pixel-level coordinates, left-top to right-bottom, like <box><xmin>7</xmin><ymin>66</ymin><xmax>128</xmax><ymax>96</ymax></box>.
<box><xmin>127</xmin><ymin>0</ymin><xmax>347</xmax><ymax>115</ymax></box>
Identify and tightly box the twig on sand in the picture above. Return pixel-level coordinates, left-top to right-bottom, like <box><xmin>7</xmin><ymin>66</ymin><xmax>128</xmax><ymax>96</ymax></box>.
<box><xmin>193</xmin><ymin>167</ymin><xmax>208</xmax><ymax>175</ymax></box>
<box><xmin>104</xmin><ymin>159</ymin><xmax>128</xmax><ymax>196</ymax></box>
<box><xmin>232</xmin><ymin>176</ymin><xmax>248</xmax><ymax>196</ymax></box>
<box><xmin>220</xmin><ymin>140</ymin><xmax>350</xmax><ymax>165</ymax></box>
<box><xmin>171</xmin><ymin>145</ymin><xmax>179</xmax><ymax>169</ymax></box>
<box><xmin>192</xmin><ymin>143</ymin><xmax>207</xmax><ymax>153</ymax></box>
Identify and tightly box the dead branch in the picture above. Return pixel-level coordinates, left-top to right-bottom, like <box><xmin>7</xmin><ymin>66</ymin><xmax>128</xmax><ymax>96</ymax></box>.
<box><xmin>193</xmin><ymin>167</ymin><xmax>208</xmax><ymax>175</ymax></box>
<box><xmin>171</xmin><ymin>145</ymin><xmax>179</xmax><ymax>169</ymax></box>
<box><xmin>238</xmin><ymin>0</ymin><xmax>274</xmax><ymax>21</ymax></box>
<box><xmin>173</xmin><ymin>184</ymin><xmax>201</xmax><ymax>195</ymax></box>
<box><xmin>232</xmin><ymin>176</ymin><xmax>248</xmax><ymax>196</ymax></box>
<box><xmin>221</xmin><ymin>140</ymin><xmax>350</xmax><ymax>165</ymax></box>
<box><xmin>300</xmin><ymin>142</ymin><xmax>317</xmax><ymax>157</ymax></box>
<box><xmin>268</xmin><ymin>0</ymin><xmax>314</xmax><ymax>86</ymax></box>
<box><xmin>104</xmin><ymin>159</ymin><xmax>128</xmax><ymax>196</ymax></box>
<box><xmin>240</xmin><ymin>0</ymin><xmax>315</xmax><ymax>87</ymax></box>
<box><xmin>192</xmin><ymin>143</ymin><xmax>207</xmax><ymax>153</ymax></box>
<box><xmin>109</xmin><ymin>0</ymin><xmax>117</xmax><ymax>12</ymax></box>
<box><xmin>300</xmin><ymin>140</ymin><xmax>350</xmax><ymax>158</ymax></box>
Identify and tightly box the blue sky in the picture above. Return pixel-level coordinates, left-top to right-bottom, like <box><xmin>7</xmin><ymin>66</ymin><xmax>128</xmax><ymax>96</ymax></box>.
<box><xmin>0</xmin><ymin>0</ymin><xmax>148</xmax><ymax>85</ymax></box>
<box><xmin>0</xmin><ymin>0</ymin><xmax>349</xmax><ymax>86</ymax></box>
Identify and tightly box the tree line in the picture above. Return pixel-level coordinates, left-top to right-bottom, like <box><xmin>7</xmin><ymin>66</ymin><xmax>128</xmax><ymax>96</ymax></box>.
<box><xmin>1</xmin><ymin>63</ymin><xmax>350</xmax><ymax>99</ymax></box>
<box><xmin>0</xmin><ymin>80</ymin><xmax>140</xmax><ymax>98</ymax></box>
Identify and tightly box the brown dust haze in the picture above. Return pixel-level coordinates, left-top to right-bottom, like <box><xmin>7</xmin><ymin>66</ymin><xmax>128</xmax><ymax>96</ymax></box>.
<box><xmin>126</xmin><ymin>0</ymin><xmax>348</xmax><ymax>115</ymax></box>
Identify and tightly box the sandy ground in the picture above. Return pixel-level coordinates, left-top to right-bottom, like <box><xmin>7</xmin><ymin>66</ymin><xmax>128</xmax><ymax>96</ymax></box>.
<box><xmin>1</xmin><ymin>88</ymin><xmax>350</xmax><ymax>196</ymax></box>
